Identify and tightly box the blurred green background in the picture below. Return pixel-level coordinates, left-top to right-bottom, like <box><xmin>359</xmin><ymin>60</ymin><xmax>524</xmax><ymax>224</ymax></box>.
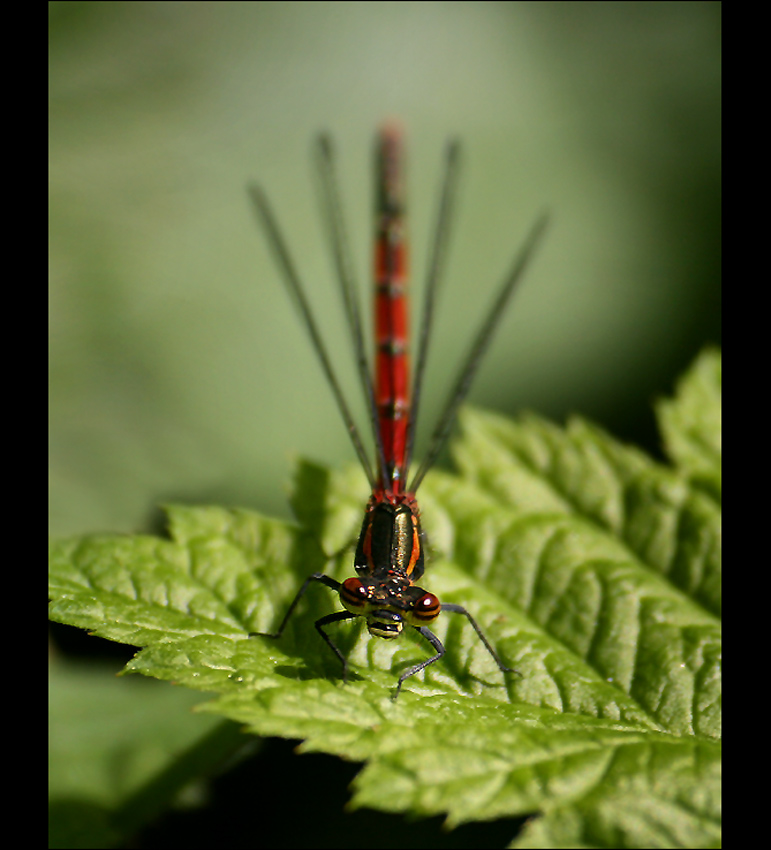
<box><xmin>49</xmin><ymin>1</ymin><xmax>720</xmax><ymax>538</ymax></box>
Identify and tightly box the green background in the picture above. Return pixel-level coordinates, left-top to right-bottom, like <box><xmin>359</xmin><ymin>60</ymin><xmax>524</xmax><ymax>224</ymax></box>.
<box><xmin>49</xmin><ymin>1</ymin><xmax>720</xmax><ymax>538</ymax></box>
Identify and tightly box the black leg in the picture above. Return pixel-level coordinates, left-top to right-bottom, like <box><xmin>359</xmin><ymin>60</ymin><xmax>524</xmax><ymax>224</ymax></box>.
<box><xmin>393</xmin><ymin>626</ymin><xmax>446</xmax><ymax>699</ymax></box>
<box><xmin>250</xmin><ymin>573</ymin><xmax>359</xmax><ymax>683</ymax></box>
<box><xmin>315</xmin><ymin>610</ymin><xmax>358</xmax><ymax>682</ymax></box>
<box><xmin>441</xmin><ymin>603</ymin><xmax>516</xmax><ymax>674</ymax></box>
<box><xmin>249</xmin><ymin>572</ymin><xmax>341</xmax><ymax>638</ymax></box>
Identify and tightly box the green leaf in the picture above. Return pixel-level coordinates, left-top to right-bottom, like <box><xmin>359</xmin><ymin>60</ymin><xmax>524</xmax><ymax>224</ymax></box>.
<box><xmin>657</xmin><ymin>348</ymin><xmax>722</xmax><ymax>503</ymax></box>
<box><xmin>49</xmin><ymin>350</ymin><xmax>721</xmax><ymax>848</ymax></box>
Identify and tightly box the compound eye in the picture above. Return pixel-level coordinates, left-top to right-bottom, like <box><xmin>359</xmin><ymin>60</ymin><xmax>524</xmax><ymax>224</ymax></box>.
<box><xmin>340</xmin><ymin>577</ymin><xmax>369</xmax><ymax>611</ymax></box>
<box><xmin>413</xmin><ymin>592</ymin><xmax>440</xmax><ymax>622</ymax></box>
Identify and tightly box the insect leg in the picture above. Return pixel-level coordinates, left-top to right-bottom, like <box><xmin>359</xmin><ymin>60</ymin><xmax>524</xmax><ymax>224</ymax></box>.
<box><xmin>441</xmin><ymin>602</ymin><xmax>517</xmax><ymax>674</ymax></box>
<box><xmin>249</xmin><ymin>572</ymin><xmax>341</xmax><ymax>638</ymax></box>
<box><xmin>392</xmin><ymin>625</ymin><xmax>447</xmax><ymax>700</ymax></box>
<box><xmin>315</xmin><ymin>610</ymin><xmax>358</xmax><ymax>682</ymax></box>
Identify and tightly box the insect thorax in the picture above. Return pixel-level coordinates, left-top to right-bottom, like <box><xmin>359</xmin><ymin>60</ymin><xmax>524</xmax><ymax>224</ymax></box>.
<box><xmin>354</xmin><ymin>497</ymin><xmax>425</xmax><ymax>582</ymax></box>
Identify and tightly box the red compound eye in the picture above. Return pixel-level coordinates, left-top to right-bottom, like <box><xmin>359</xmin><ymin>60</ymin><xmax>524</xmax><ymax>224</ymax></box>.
<box><xmin>341</xmin><ymin>577</ymin><xmax>369</xmax><ymax>609</ymax></box>
<box><xmin>413</xmin><ymin>592</ymin><xmax>440</xmax><ymax>622</ymax></box>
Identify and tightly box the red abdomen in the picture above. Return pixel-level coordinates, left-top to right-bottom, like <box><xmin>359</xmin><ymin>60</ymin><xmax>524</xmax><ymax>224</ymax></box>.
<box><xmin>374</xmin><ymin>126</ymin><xmax>410</xmax><ymax>492</ymax></box>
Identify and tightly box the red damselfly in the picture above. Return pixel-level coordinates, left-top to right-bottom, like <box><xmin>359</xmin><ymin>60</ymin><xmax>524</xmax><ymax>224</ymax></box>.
<box><xmin>249</xmin><ymin>127</ymin><xmax>547</xmax><ymax>698</ymax></box>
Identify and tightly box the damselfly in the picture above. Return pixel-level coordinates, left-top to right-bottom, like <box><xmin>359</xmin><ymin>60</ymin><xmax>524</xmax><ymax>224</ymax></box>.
<box><xmin>249</xmin><ymin>126</ymin><xmax>547</xmax><ymax>698</ymax></box>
